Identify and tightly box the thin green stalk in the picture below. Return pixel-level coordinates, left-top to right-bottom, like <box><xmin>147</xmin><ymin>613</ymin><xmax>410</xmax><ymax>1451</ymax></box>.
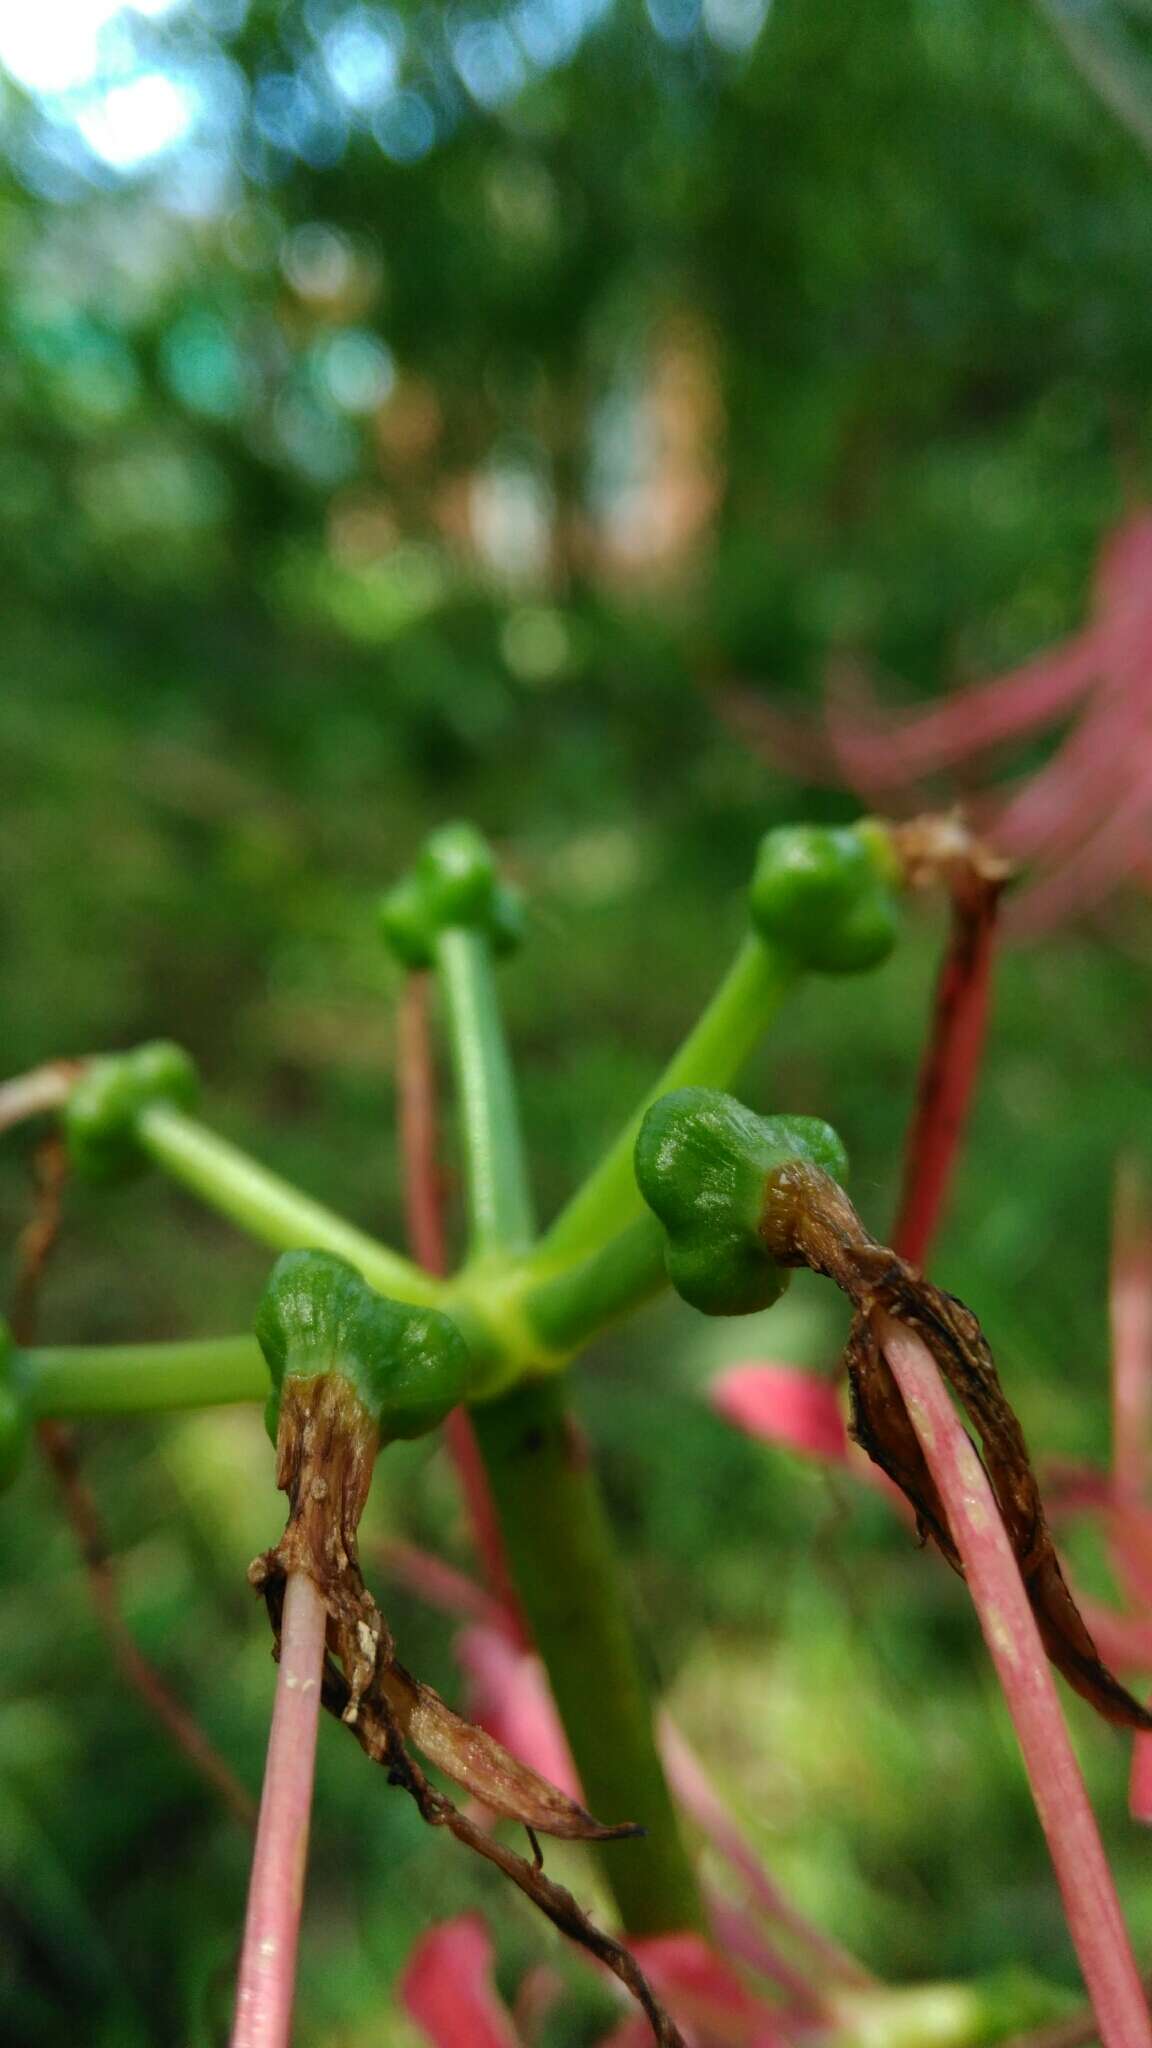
<box><xmin>471</xmin><ymin>1376</ymin><xmax>704</xmax><ymax>1935</ymax></box>
<box><xmin>136</xmin><ymin>1103</ymin><xmax>440</xmax><ymax>1306</ymax></box>
<box><xmin>434</xmin><ymin>926</ymin><xmax>535</xmax><ymax>1256</ymax></box>
<box><xmin>433</xmin><ymin>919</ymin><xmax>703</xmax><ymax>1931</ymax></box>
<box><xmin>520</xmin><ymin>1216</ymin><xmax>667</xmax><ymax>1358</ymax></box>
<box><xmin>23</xmin><ymin>1335</ymin><xmax>267</xmax><ymax>1416</ymax></box>
<box><xmin>540</xmin><ymin>935</ymin><xmax>796</xmax><ymax>1263</ymax></box>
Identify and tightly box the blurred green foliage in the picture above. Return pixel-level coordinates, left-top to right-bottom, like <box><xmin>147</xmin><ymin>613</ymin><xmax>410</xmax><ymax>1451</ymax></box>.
<box><xmin>3</xmin><ymin>0</ymin><xmax>1152</xmax><ymax>2040</ymax></box>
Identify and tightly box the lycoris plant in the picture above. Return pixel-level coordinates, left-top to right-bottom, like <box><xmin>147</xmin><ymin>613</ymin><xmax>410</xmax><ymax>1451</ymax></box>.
<box><xmin>2</xmin><ymin>812</ymin><xmax>1151</xmax><ymax>2047</ymax></box>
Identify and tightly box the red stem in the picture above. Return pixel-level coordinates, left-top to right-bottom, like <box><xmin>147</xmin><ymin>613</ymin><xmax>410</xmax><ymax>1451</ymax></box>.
<box><xmin>396</xmin><ymin>974</ymin><xmax>527</xmax><ymax>1642</ymax></box>
<box><xmin>876</xmin><ymin>1309</ymin><xmax>1152</xmax><ymax>2048</ymax></box>
<box><xmin>14</xmin><ymin>1137</ymin><xmax>254</xmax><ymax>1829</ymax></box>
<box><xmin>891</xmin><ymin>868</ymin><xmax>1002</xmax><ymax>1267</ymax></box>
<box><xmin>398</xmin><ymin>973</ymin><xmax>450</xmax><ymax>1277</ymax></box>
<box><xmin>1110</xmin><ymin>1160</ymin><xmax>1152</xmax><ymax>1507</ymax></box>
<box><xmin>231</xmin><ymin>1571</ymin><xmax>328</xmax><ymax>2048</ymax></box>
<box><xmin>39</xmin><ymin>1419</ymin><xmax>256</xmax><ymax>1827</ymax></box>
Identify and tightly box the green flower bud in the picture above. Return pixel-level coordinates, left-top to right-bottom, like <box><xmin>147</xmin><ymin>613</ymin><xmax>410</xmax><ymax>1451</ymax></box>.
<box><xmin>749</xmin><ymin>821</ymin><xmax>900</xmax><ymax>974</ymax></box>
<box><xmin>64</xmin><ymin>1041</ymin><xmax>199</xmax><ymax>1181</ymax></box>
<box><xmin>378</xmin><ymin>823</ymin><xmax>525</xmax><ymax>967</ymax></box>
<box><xmin>0</xmin><ymin>1320</ymin><xmax>29</xmax><ymax>1490</ymax></box>
<box><xmin>634</xmin><ymin>1086</ymin><xmax>848</xmax><ymax>1315</ymax></box>
<box><xmin>256</xmin><ymin>1249</ymin><xmax>473</xmax><ymax>1445</ymax></box>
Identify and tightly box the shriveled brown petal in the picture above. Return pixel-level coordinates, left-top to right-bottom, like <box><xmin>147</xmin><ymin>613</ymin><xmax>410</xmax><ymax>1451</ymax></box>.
<box><xmin>372</xmin><ymin>1706</ymin><xmax>688</xmax><ymax>2048</ymax></box>
<box><xmin>378</xmin><ymin>1660</ymin><xmax>641</xmax><ymax>1842</ymax></box>
<box><xmin>252</xmin><ymin>1564</ymin><xmax>680</xmax><ymax>2048</ymax></box>
<box><xmin>764</xmin><ymin>1162</ymin><xmax>1152</xmax><ymax>1733</ymax></box>
<box><xmin>253</xmin><ymin>1365</ymin><xmax>680</xmax><ymax>2047</ymax></box>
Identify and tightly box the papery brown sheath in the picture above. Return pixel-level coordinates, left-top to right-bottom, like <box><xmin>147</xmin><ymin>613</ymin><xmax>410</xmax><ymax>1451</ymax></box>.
<box><xmin>760</xmin><ymin>1162</ymin><xmax>1152</xmax><ymax>1733</ymax></box>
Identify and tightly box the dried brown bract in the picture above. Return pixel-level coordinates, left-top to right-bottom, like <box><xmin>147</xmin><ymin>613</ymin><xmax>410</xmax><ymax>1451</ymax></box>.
<box><xmin>250</xmin><ymin>1373</ymin><xmax>685</xmax><ymax>2048</ymax></box>
<box><xmin>761</xmin><ymin>1162</ymin><xmax>1152</xmax><ymax>1733</ymax></box>
<box><xmin>886</xmin><ymin>809</ymin><xmax>1014</xmax><ymax>900</ymax></box>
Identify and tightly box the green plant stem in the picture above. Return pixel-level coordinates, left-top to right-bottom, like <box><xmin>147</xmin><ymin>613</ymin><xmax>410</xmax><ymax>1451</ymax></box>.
<box><xmin>539</xmin><ymin>934</ymin><xmax>796</xmax><ymax>1263</ymax></box>
<box><xmin>433</xmin><ymin>921</ymin><xmax>701</xmax><ymax>1932</ymax></box>
<box><xmin>520</xmin><ymin>1217</ymin><xmax>667</xmax><ymax>1357</ymax></box>
<box><xmin>23</xmin><ymin>1335</ymin><xmax>267</xmax><ymax>1416</ymax></box>
<box><xmin>471</xmin><ymin>1375</ymin><xmax>704</xmax><ymax>1935</ymax></box>
<box><xmin>136</xmin><ymin>1103</ymin><xmax>439</xmax><ymax>1305</ymax></box>
<box><xmin>434</xmin><ymin>926</ymin><xmax>535</xmax><ymax>1256</ymax></box>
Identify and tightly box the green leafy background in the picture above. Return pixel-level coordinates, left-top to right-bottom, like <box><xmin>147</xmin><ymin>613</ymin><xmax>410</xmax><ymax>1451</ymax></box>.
<box><xmin>2</xmin><ymin>0</ymin><xmax>1152</xmax><ymax>2038</ymax></box>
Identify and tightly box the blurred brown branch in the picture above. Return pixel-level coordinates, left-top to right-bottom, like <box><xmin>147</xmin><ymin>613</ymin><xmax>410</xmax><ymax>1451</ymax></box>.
<box><xmin>12</xmin><ymin>1136</ymin><xmax>255</xmax><ymax>1830</ymax></box>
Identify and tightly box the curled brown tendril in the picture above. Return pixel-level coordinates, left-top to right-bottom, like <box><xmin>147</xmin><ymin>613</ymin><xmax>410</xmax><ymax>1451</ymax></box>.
<box><xmin>761</xmin><ymin>1163</ymin><xmax>1152</xmax><ymax>1734</ymax></box>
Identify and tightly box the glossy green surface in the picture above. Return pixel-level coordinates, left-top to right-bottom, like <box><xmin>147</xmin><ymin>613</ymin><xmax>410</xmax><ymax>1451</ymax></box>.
<box><xmin>378</xmin><ymin>822</ymin><xmax>525</xmax><ymax>968</ymax></box>
<box><xmin>749</xmin><ymin>822</ymin><xmax>901</xmax><ymax>975</ymax></box>
<box><xmin>256</xmin><ymin>1249</ymin><xmax>474</xmax><ymax>1444</ymax></box>
<box><xmin>635</xmin><ymin>1085</ymin><xmax>848</xmax><ymax>1314</ymax></box>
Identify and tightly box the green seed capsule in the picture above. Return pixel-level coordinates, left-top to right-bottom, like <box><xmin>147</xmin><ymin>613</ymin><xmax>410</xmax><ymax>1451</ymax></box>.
<box><xmin>378</xmin><ymin>873</ymin><xmax>437</xmax><ymax>970</ymax></box>
<box><xmin>64</xmin><ymin>1041</ymin><xmax>199</xmax><ymax>1181</ymax></box>
<box><xmin>415</xmin><ymin>822</ymin><xmax>498</xmax><ymax>927</ymax></box>
<box><xmin>749</xmin><ymin>822</ymin><xmax>900</xmax><ymax>974</ymax></box>
<box><xmin>378</xmin><ymin>823</ymin><xmax>525</xmax><ymax>967</ymax></box>
<box><xmin>256</xmin><ymin>1249</ymin><xmax>474</xmax><ymax>1445</ymax></box>
<box><xmin>634</xmin><ymin>1086</ymin><xmax>848</xmax><ymax>1316</ymax></box>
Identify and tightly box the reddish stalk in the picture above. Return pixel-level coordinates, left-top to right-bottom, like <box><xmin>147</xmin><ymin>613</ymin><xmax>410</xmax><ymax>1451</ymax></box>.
<box><xmin>658</xmin><ymin>1718</ymin><xmax>873</xmax><ymax>1993</ymax></box>
<box><xmin>890</xmin><ymin>835</ymin><xmax>1008</xmax><ymax>1266</ymax></box>
<box><xmin>396</xmin><ymin>973</ymin><xmax>526</xmax><ymax>1640</ymax></box>
<box><xmin>14</xmin><ymin>1137</ymin><xmax>254</xmax><ymax>1828</ymax></box>
<box><xmin>231</xmin><ymin>1569</ymin><xmax>328</xmax><ymax>2048</ymax></box>
<box><xmin>702</xmin><ymin>1895</ymin><xmax>829</xmax><ymax>2021</ymax></box>
<box><xmin>39</xmin><ymin>1419</ymin><xmax>257</xmax><ymax>1826</ymax></box>
<box><xmin>875</xmin><ymin>1308</ymin><xmax>1152</xmax><ymax>2048</ymax></box>
<box><xmin>1109</xmin><ymin>1161</ymin><xmax>1152</xmax><ymax>1508</ymax></box>
<box><xmin>398</xmin><ymin>974</ymin><xmax>451</xmax><ymax>1277</ymax></box>
<box><xmin>381</xmin><ymin>1538</ymin><xmax>509</xmax><ymax>1630</ymax></box>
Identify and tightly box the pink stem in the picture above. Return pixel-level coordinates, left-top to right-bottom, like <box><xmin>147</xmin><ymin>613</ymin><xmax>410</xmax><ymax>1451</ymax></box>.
<box><xmin>381</xmin><ymin>1538</ymin><xmax>510</xmax><ymax>1631</ymax></box>
<box><xmin>875</xmin><ymin>1309</ymin><xmax>1152</xmax><ymax>2048</ymax></box>
<box><xmin>704</xmin><ymin>1894</ymin><xmax>832</xmax><ymax>2020</ymax></box>
<box><xmin>231</xmin><ymin>1571</ymin><xmax>328</xmax><ymax>2048</ymax></box>
<box><xmin>398</xmin><ymin>974</ymin><xmax>451</xmax><ymax>1277</ymax></box>
<box><xmin>1110</xmin><ymin>1162</ymin><xmax>1152</xmax><ymax>1507</ymax></box>
<box><xmin>659</xmin><ymin>1717</ymin><xmax>873</xmax><ymax>1990</ymax></box>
